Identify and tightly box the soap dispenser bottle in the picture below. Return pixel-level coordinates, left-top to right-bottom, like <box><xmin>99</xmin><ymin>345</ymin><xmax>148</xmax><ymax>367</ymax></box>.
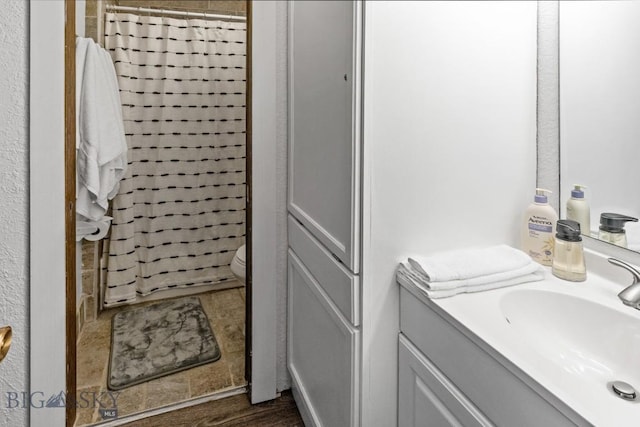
<box><xmin>598</xmin><ymin>213</ymin><xmax>639</xmax><ymax>248</ymax></box>
<box><xmin>552</xmin><ymin>220</ymin><xmax>586</xmax><ymax>282</ymax></box>
<box><xmin>522</xmin><ymin>188</ymin><xmax>558</xmax><ymax>266</ymax></box>
<box><xmin>566</xmin><ymin>184</ymin><xmax>590</xmax><ymax>236</ymax></box>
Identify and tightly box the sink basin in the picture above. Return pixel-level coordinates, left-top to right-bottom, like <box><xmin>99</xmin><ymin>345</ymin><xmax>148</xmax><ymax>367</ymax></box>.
<box><xmin>500</xmin><ymin>289</ymin><xmax>640</xmax><ymax>386</ymax></box>
<box><xmin>426</xmin><ymin>254</ymin><xmax>640</xmax><ymax>426</ymax></box>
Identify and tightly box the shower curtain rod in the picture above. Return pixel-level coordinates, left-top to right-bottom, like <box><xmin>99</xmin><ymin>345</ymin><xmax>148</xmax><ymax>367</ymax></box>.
<box><xmin>105</xmin><ymin>4</ymin><xmax>247</xmax><ymax>22</ymax></box>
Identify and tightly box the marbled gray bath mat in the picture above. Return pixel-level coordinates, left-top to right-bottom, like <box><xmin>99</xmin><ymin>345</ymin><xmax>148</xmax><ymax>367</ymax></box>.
<box><xmin>108</xmin><ymin>296</ymin><xmax>220</xmax><ymax>390</ymax></box>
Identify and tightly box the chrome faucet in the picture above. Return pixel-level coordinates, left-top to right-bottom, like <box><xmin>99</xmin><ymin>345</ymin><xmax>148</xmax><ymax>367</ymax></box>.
<box><xmin>608</xmin><ymin>258</ymin><xmax>640</xmax><ymax>310</ymax></box>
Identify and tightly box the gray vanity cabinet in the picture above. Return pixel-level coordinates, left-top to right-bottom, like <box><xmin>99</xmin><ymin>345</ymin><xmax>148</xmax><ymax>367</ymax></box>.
<box><xmin>398</xmin><ymin>284</ymin><xmax>588</xmax><ymax>427</ymax></box>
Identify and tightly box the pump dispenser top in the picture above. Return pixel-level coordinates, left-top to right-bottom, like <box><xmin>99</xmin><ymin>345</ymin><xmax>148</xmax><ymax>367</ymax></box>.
<box><xmin>599</xmin><ymin>213</ymin><xmax>638</xmax><ymax>232</ymax></box>
<box><xmin>534</xmin><ymin>188</ymin><xmax>551</xmax><ymax>203</ymax></box>
<box><xmin>571</xmin><ymin>184</ymin><xmax>586</xmax><ymax>199</ymax></box>
<box><xmin>556</xmin><ymin>219</ymin><xmax>582</xmax><ymax>242</ymax></box>
<box><xmin>598</xmin><ymin>213</ymin><xmax>639</xmax><ymax>248</ymax></box>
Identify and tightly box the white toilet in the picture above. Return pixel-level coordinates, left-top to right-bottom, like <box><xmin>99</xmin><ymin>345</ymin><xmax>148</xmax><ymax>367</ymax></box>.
<box><xmin>230</xmin><ymin>244</ymin><xmax>246</xmax><ymax>285</ymax></box>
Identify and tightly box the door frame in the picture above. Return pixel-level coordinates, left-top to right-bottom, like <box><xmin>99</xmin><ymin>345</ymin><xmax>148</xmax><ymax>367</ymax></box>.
<box><xmin>247</xmin><ymin>0</ymin><xmax>279</xmax><ymax>404</ymax></box>
<box><xmin>29</xmin><ymin>1</ymin><xmax>70</xmax><ymax>426</ymax></box>
<box><xmin>29</xmin><ymin>1</ymin><xmax>279</xmax><ymax>425</ymax></box>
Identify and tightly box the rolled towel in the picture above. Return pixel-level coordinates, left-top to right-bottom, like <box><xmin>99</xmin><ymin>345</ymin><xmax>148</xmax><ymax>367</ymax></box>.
<box><xmin>407</xmin><ymin>245</ymin><xmax>543</xmax><ymax>291</ymax></box>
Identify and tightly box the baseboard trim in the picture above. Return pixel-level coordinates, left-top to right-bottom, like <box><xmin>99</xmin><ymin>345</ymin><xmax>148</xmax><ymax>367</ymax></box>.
<box><xmin>87</xmin><ymin>385</ymin><xmax>248</xmax><ymax>426</ymax></box>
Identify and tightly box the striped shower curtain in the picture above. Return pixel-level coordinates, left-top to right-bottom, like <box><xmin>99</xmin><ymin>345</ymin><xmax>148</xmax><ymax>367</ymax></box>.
<box><xmin>102</xmin><ymin>12</ymin><xmax>246</xmax><ymax>306</ymax></box>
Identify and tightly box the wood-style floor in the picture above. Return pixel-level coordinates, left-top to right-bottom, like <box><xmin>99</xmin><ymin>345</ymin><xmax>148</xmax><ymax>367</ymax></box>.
<box><xmin>122</xmin><ymin>391</ymin><xmax>304</xmax><ymax>426</ymax></box>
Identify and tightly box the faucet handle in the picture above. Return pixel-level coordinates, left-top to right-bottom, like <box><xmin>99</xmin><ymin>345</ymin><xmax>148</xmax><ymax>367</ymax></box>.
<box><xmin>608</xmin><ymin>258</ymin><xmax>640</xmax><ymax>309</ymax></box>
<box><xmin>608</xmin><ymin>258</ymin><xmax>640</xmax><ymax>285</ymax></box>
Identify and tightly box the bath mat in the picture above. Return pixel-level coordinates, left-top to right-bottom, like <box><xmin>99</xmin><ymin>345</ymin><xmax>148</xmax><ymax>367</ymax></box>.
<box><xmin>108</xmin><ymin>296</ymin><xmax>220</xmax><ymax>390</ymax></box>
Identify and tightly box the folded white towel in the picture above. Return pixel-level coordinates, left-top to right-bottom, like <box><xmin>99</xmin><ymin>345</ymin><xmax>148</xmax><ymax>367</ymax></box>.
<box><xmin>407</xmin><ymin>245</ymin><xmax>541</xmax><ymax>291</ymax></box>
<box><xmin>411</xmin><ymin>261</ymin><xmax>542</xmax><ymax>291</ymax></box>
<box><xmin>397</xmin><ymin>245</ymin><xmax>545</xmax><ymax>299</ymax></box>
<box><xmin>396</xmin><ymin>263</ymin><xmax>544</xmax><ymax>299</ymax></box>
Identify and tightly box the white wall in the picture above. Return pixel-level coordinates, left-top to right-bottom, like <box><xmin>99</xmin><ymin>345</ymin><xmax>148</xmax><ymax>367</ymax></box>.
<box><xmin>362</xmin><ymin>2</ymin><xmax>537</xmax><ymax>426</ymax></box>
<box><xmin>0</xmin><ymin>1</ymin><xmax>29</xmax><ymax>425</ymax></box>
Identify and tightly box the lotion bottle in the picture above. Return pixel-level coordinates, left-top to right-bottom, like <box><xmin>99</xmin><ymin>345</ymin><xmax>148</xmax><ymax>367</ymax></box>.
<box><xmin>552</xmin><ymin>220</ymin><xmax>586</xmax><ymax>282</ymax></box>
<box><xmin>566</xmin><ymin>184</ymin><xmax>590</xmax><ymax>236</ymax></box>
<box><xmin>522</xmin><ymin>188</ymin><xmax>558</xmax><ymax>266</ymax></box>
<box><xmin>598</xmin><ymin>213</ymin><xmax>638</xmax><ymax>248</ymax></box>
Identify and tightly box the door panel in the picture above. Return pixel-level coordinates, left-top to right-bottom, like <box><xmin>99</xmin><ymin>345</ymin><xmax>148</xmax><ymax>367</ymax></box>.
<box><xmin>288</xmin><ymin>250</ymin><xmax>360</xmax><ymax>427</ymax></box>
<box><xmin>399</xmin><ymin>335</ymin><xmax>492</xmax><ymax>427</ymax></box>
<box><xmin>288</xmin><ymin>0</ymin><xmax>360</xmax><ymax>272</ymax></box>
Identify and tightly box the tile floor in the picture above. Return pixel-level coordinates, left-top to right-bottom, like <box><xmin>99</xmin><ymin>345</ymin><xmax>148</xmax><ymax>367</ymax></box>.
<box><xmin>75</xmin><ymin>285</ymin><xmax>246</xmax><ymax>426</ymax></box>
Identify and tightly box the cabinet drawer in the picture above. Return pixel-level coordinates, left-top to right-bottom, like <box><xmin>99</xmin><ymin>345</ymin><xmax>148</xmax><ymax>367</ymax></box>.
<box><xmin>400</xmin><ymin>287</ymin><xmax>586</xmax><ymax>427</ymax></box>
<box><xmin>399</xmin><ymin>334</ymin><xmax>493</xmax><ymax>427</ymax></box>
<box><xmin>288</xmin><ymin>215</ymin><xmax>360</xmax><ymax>325</ymax></box>
<box><xmin>288</xmin><ymin>251</ymin><xmax>360</xmax><ymax>427</ymax></box>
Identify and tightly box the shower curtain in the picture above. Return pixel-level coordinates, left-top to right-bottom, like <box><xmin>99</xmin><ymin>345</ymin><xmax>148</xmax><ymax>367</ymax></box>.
<box><xmin>102</xmin><ymin>12</ymin><xmax>246</xmax><ymax>306</ymax></box>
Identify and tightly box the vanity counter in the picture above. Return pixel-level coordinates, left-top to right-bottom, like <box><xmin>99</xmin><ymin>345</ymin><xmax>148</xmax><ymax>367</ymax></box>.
<box><xmin>399</xmin><ymin>249</ymin><xmax>640</xmax><ymax>426</ymax></box>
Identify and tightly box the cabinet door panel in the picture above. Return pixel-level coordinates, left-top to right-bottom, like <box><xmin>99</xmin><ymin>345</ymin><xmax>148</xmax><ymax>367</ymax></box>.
<box><xmin>288</xmin><ymin>0</ymin><xmax>360</xmax><ymax>272</ymax></box>
<box><xmin>399</xmin><ymin>335</ymin><xmax>493</xmax><ymax>427</ymax></box>
<box><xmin>288</xmin><ymin>250</ymin><xmax>360</xmax><ymax>427</ymax></box>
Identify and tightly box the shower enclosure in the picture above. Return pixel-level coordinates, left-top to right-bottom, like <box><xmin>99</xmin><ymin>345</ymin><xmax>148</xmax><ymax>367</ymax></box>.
<box><xmin>102</xmin><ymin>8</ymin><xmax>247</xmax><ymax>306</ymax></box>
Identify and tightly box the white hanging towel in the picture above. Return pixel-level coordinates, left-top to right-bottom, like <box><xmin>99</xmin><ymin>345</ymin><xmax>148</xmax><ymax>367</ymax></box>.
<box><xmin>76</xmin><ymin>36</ymin><xmax>128</xmax><ymax>222</ymax></box>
